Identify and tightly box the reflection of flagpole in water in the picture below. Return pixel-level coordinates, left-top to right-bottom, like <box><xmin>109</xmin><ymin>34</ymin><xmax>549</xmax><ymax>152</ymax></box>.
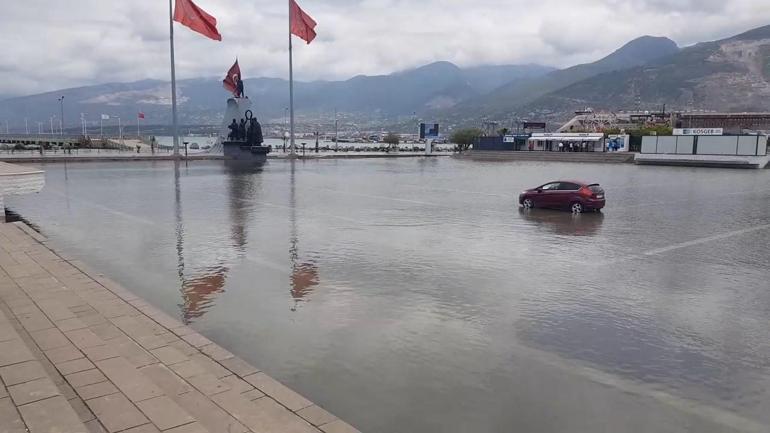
<box><xmin>176</xmin><ymin>163</ymin><xmax>262</xmax><ymax>324</ymax></box>
<box><xmin>288</xmin><ymin>160</ymin><xmax>320</xmax><ymax>311</ymax></box>
<box><xmin>289</xmin><ymin>160</ymin><xmax>299</xmax><ymax>311</ymax></box>
<box><xmin>63</xmin><ymin>161</ymin><xmax>71</xmax><ymax>213</ymax></box>
<box><xmin>173</xmin><ymin>161</ymin><xmax>188</xmax><ymax>322</ymax></box>
<box><xmin>289</xmin><ymin>160</ymin><xmax>297</xmax><ymax>261</ymax></box>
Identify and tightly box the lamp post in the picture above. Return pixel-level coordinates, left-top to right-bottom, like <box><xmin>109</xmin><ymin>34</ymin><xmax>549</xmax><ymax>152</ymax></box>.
<box><xmin>334</xmin><ymin>108</ymin><xmax>338</xmax><ymax>152</ymax></box>
<box><xmin>25</xmin><ymin>118</ymin><xmax>29</xmax><ymax>135</ymax></box>
<box><xmin>116</xmin><ymin>116</ymin><xmax>123</xmax><ymax>149</ymax></box>
<box><xmin>57</xmin><ymin>96</ymin><xmax>64</xmax><ymax>136</ymax></box>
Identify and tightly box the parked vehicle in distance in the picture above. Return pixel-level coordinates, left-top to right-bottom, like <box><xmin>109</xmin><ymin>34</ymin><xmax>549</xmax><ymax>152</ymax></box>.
<box><xmin>519</xmin><ymin>180</ymin><xmax>605</xmax><ymax>213</ymax></box>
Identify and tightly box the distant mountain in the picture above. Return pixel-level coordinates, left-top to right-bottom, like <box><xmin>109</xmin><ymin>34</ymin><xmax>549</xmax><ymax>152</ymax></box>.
<box><xmin>447</xmin><ymin>36</ymin><xmax>680</xmax><ymax>118</ymax></box>
<box><xmin>517</xmin><ymin>25</ymin><xmax>770</xmax><ymax>118</ymax></box>
<box><xmin>460</xmin><ymin>64</ymin><xmax>556</xmax><ymax>94</ymax></box>
<box><xmin>0</xmin><ymin>62</ymin><xmax>552</xmax><ymax>129</ymax></box>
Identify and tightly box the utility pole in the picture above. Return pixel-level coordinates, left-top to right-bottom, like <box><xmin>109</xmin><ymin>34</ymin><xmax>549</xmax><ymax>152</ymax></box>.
<box><xmin>50</xmin><ymin>117</ymin><xmax>54</xmax><ymax>135</ymax></box>
<box><xmin>58</xmin><ymin>96</ymin><xmax>65</xmax><ymax>136</ymax></box>
<box><xmin>25</xmin><ymin>118</ymin><xmax>29</xmax><ymax>135</ymax></box>
<box><xmin>334</xmin><ymin>108</ymin><xmax>338</xmax><ymax>152</ymax></box>
<box><xmin>117</xmin><ymin>117</ymin><xmax>123</xmax><ymax>148</ymax></box>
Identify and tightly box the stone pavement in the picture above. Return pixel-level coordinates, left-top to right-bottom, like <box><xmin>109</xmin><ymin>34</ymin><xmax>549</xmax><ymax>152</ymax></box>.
<box><xmin>0</xmin><ymin>222</ymin><xmax>359</xmax><ymax>433</ymax></box>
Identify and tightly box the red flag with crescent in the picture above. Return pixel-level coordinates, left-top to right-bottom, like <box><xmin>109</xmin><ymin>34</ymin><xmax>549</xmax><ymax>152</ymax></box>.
<box><xmin>223</xmin><ymin>60</ymin><xmax>241</xmax><ymax>96</ymax></box>
<box><xmin>173</xmin><ymin>0</ymin><xmax>222</xmax><ymax>41</ymax></box>
<box><xmin>290</xmin><ymin>0</ymin><xmax>317</xmax><ymax>44</ymax></box>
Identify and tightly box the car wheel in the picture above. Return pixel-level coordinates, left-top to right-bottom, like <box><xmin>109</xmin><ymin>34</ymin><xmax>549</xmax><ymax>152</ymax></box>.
<box><xmin>570</xmin><ymin>202</ymin><xmax>584</xmax><ymax>214</ymax></box>
<box><xmin>522</xmin><ymin>198</ymin><xmax>534</xmax><ymax>209</ymax></box>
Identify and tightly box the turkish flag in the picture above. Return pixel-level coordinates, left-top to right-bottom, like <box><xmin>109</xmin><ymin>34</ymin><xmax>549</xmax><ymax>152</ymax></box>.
<box><xmin>222</xmin><ymin>60</ymin><xmax>241</xmax><ymax>96</ymax></box>
<box><xmin>174</xmin><ymin>0</ymin><xmax>222</xmax><ymax>41</ymax></box>
<box><xmin>138</xmin><ymin>112</ymin><xmax>145</xmax><ymax>119</ymax></box>
<box><xmin>290</xmin><ymin>0</ymin><xmax>317</xmax><ymax>44</ymax></box>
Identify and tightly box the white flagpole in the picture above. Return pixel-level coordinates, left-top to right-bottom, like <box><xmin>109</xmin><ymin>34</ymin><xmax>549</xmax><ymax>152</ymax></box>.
<box><xmin>169</xmin><ymin>0</ymin><xmax>180</xmax><ymax>157</ymax></box>
<box><xmin>288</xmin><ymin>0</ymin><xmax>296</xmax><ymax>155</ymax></box>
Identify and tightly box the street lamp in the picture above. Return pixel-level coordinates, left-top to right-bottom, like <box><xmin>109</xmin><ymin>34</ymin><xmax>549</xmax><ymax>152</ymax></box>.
<box><xmin>57</xmin><ymin>96</ymin><xmax>64</xmax><ymax>136</ymax></box>
<box><xmin>113</xmin><ymin>116</ymin><xmax>123</xmax><ymax>149</ymax></box>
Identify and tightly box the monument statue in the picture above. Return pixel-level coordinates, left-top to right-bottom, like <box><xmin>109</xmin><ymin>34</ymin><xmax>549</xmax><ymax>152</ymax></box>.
<box><xmin>221</xmin><ymin>108</ymin><xmax>271</xmax><ymax>162</ymax></box>
<box><xmin>227</xmin><ymin>119</ymin><xmax>238</xmax><ymax>141</ymax></box>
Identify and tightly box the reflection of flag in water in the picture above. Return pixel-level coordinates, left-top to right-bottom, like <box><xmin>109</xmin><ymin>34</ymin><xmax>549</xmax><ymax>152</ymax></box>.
<box><xmin>179</xmin><ymin>266</ymin><xmax>227</xmax><ymax>323</ymax></box>
<box><xmin>291</xmin><ymin>262</ymin><xmax>319</xmax><ymax>300</ymax></box>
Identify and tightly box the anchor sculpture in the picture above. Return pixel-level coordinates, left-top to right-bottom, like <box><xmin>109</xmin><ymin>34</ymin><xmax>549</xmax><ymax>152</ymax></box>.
<box><xmin>223</xmin><ymin>109</ymin><xmax>271</xmax><ymax>162</ymax></box>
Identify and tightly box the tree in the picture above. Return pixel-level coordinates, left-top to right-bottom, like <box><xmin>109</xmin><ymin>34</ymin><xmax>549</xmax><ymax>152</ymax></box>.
<box><xmin>497</xmin><ymin>127</ymin><xmax>510</xmax><ymax>136</ymax></box>
<box><xmin>78</xmin><ymin>135</ymin><xmax>92</xmax><ymax>148</ymax></box>
<box><xmin>383</xmin><ymin>132</ymin><xmax>400</xmax><ymax>152</ymax></box>
<box><xmin>450</xmin><ymin>128</ymin><xmax>484</xmax><ymax>152</ymax></box>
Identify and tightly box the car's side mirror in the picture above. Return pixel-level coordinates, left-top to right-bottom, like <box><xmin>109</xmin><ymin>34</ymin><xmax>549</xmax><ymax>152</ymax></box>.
<box><xmin>536</xmin><ymin>188</ymin><xmax>543</xmax><ymax>193</ymax></box>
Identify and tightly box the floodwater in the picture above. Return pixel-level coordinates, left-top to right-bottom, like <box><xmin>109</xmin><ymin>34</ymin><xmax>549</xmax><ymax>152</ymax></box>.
<box><xmin>7</xmin><ymin>158</ymin><xmax>770</xmax><ymax>433</ymax></box>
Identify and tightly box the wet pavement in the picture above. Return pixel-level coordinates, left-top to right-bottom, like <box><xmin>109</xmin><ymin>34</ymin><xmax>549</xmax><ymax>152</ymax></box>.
<box><xmin>6</xmin><ymin>158</ymin><xmax>770</xmax><ymax>432</ymax></box>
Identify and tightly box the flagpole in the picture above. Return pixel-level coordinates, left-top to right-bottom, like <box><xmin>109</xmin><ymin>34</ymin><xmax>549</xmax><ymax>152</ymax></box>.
<box><xmin>169</xmin><ymin>0</ymin><xmax>180</xmax><ymax>157</ymax></box>
<box><xmin>288</xmin><ymin>0</ymin><xmax>296</xmax><ymax>156</ymax></box>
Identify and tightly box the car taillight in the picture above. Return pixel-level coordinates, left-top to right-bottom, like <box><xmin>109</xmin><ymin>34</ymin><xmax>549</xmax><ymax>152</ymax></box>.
<box><xmin>579</xmin><ymin>186</ymin><xmax>593</xmax><ymax>198</ymax></box>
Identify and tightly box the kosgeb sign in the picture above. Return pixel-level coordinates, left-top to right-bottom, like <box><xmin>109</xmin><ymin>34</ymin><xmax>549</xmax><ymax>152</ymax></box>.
<box><xmin>673</xmin><ymin>128</ymin><xmax>723</xmax><ymax>136</ymax></box>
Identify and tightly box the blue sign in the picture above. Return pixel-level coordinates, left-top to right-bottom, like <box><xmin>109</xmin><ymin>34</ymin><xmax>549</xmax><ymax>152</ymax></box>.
<box><xmin>419</xmin><ymin>123</ymin><xmax>439</xmax><ymax>139</ymax></box>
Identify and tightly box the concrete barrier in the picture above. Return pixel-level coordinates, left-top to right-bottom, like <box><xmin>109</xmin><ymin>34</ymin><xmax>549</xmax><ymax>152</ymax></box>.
<box><xmin>0</xmin><ymin>162</ymin><xmax>45</xmax><ymax>220</ymax></box>
<box><xmin>637</xmin><ymin>135</ymin><xmax>769</xmax><ymax>168</ymax></box>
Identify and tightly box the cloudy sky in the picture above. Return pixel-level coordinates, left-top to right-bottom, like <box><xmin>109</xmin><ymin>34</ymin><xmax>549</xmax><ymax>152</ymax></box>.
<box><xmin>1</xmin><ymin>0</ymin><xmax>769</xmax><ymax>97</ymax></box>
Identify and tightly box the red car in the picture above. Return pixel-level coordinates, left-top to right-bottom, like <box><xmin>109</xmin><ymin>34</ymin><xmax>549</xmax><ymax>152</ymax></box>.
<box><xmin>519</xmin><ymin>180</ymin><xmax>605</xmax><ymax>213</ymax></box>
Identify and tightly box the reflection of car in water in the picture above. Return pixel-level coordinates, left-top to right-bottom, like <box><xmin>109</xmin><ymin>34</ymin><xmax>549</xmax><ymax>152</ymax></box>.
<box><xmin>518</xmin><ymin>208</ymin><xmax>604</xmax><ymax>236</ymax></box>
<box><xmin>519</xmin><ymin>180</ymin><xmax>605</xmax><ymax>213</ymax></box>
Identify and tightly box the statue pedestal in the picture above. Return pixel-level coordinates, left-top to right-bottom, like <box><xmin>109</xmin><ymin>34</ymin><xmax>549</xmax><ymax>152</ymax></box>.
<box><xmin>211</xmin><ymin>98</ymin><xmax>253</xmax><ymax>154</ymax></box>
<box><xmin>222</xmin><ymin>141</ymin><xmax>271</xmax><ymax>162</ymax></box>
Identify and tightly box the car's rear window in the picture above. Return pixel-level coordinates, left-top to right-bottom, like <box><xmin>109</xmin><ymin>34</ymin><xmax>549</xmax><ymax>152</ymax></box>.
<box><xmin>588</xmin><ymin>184</ymin><xmax>604</xmax><ymax>193</ymax></box>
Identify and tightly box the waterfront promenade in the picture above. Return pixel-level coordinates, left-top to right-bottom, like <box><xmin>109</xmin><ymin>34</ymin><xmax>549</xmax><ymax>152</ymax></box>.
<box><xmin>0</xmin><ymin>222</ymin><xmax>357</xmax><ymax>433</ymax></box>
<box><xmin>0</xmin><ymin>149</ymin><xmax>449</xmax><ymax>163</ymax></box>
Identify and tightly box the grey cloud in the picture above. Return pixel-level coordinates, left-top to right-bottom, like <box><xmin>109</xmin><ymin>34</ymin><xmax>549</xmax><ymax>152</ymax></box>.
<box><xmin>0</xmin><ymin>0</ymin><xmax>769</xmax><ymax>97</ymax></box>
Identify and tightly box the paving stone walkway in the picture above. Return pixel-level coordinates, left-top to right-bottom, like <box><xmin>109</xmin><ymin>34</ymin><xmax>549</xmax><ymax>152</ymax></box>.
<box><xmin>0</xmin><ymin>222</ymin><xmax>358</xmax><ymax>433</ymax></box>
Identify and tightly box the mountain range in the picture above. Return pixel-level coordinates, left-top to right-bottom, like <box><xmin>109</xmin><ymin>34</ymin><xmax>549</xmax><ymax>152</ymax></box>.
<box><xmin>0</xmin><ymin>63</ymin><xmax>554</xmax><ymax>130</ymax></box>
<box><xmin>517</xmin><ymin>25</ymin><xmax>770</xmax><ymax>119</ymax></box>
<box><xmin>447</xmin><ymin>36</ymin><xmax>680</xmax><ymax>119</ymax></box>
<box><xmin>3</xmin><ymin>24</ymin><xmax>770</xmax><ymax>131</ymax></box>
